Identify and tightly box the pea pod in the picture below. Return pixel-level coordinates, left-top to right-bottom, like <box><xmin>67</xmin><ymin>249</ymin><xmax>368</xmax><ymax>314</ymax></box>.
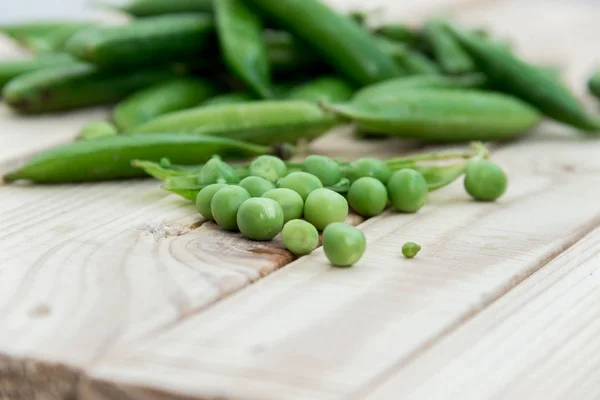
<box><xmin>1</xmin><ymin>21</ymin><xmax>87</xmax><ymax>42</ymax></box>
<box><xmin>263</xmin><ymin>30</ymin><xmax>324</xmax><ymax>75</ymax></box>
<box><xmin>113</xmin><ymin>78</ymin><xmax>219</xmax><ymax>131</ymax></box>
<box><xmin>322</xmin><ymin>89</ymin><xmax>541</xmax><ymax>142</ymax></box>
<box><xmin>203</xmin><ymin>92</ymin><xmax>257</xmax><ymax>106</ymax></box>
<box><xmin>0</xmin><ymin>53</ymin><xmax>78</xmax><ymax>91</ymax></box>
<box><xmin>3</xmin><ymin>134</ymin><xmax>274</xmax><ymax>183</ymax></box>
<box><xmin>398</xmin><ymin>51</ymin><xmax>441</xmax><ymax>75</ymax></box>
<box><xmin>351</xmin><ymin>73</ymin><xmax>487</xmax><ymax>105</ymax></box>
<box><xmin>413</xmin><ymin>163</ymin><xmax>467</xmax><ymax>191</ymax></box>
<box><xmin>131</xmin><ymin>100</ymin><xmax>344</xmax><ymax>145</ymax></box>
<box><xmin>286</xmin><ymin>76</ymin><xmax>354</xmax><ymax>103</ymax></box>
<box><xmin>422</xmin><ymin>19</ymin><xmax>474</xmax><ymax>75</ymax></box>
<box><xmin>131</xmin><ymin>159</ymin><xmax>205</xmax><ymax>180</ymax></box>
<box><xmin>66</xmin><ymin>14</ymin><xmax>213</xmax><ymax>68</ymax></box>
<box><xmin>77</xmin><ymin>121</ymin><xmax>119</xmax><ymax>141</ymax></box>
<box><xmin>447</xmin><ymin>24</ymin><xmax>600</xmax><ymax>132</ymax></box>
<box><xmin>374</xmin><ymin>24</ymin><xmax>420</xmax><ymax>45</ymax></box>
<box><xmin>107</xmin><ymin>0</ymin><xmax>214</xmax><ymax>16</ymax></box>
<box><xmin>244</xmin><ymin>0</ymin><xmax>402</xmax><ymax>85</ymax></box>
<box><xmin>588</xmin><ymin>69</ymin><xmax>600</xmax><ymax>102</ymax></box>
<box><xmin>215</xmin><ymin>0</ymin><xmax>272</xmax><ymax>98</ymax></box>
<box><xmin>162</xmin><ymin>175</ymin><xmax>205</xmax><ymax>200</ymax></box>
<box><xmin>3</xmin><ymin>64</ymin><xmax>179</xmax><ymax>113</ymax></box>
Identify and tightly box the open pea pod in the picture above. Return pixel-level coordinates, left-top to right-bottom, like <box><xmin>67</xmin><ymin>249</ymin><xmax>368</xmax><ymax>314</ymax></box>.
<box><xmin>162</xmin><ymin>175</ymin><xmax>205</xmax><ymax>201</ymax></box>
<box><xmin>132</xmin><ymin>159</ymin><xmax>203</xmax><ymax>180</ymax></box>
<box><xmin>413</xmin><ymin>162</ymin><xmax>467</xmax><ymax>191</ymax></box>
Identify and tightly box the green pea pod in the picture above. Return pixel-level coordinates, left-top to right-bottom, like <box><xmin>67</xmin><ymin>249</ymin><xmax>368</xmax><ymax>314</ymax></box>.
<box><xmin>447</xmin><ymin>24</ymin><xmax>600</xmax><ymax>132</ymax></box>
<box><xmin>398</xmin><ymin>51</ymin><xmax>442</xmax><ymax>75</ymax></box>
<box><xmin>131</xmin><ymin>159</ymin><xmax>203</xmax><ymax>180</ymax></box>
<box><xmin>0</xmin><ymin>53</ymin><xmax>78</xmax><ymax>91</ymax></box>
<box><xmin>244</xmin><ymin>0</ymin><xmax>402</xmax><ymax>86</ymax></box>
<box><xmin>162</xmin><ymin>175</ymin><xmax>205</xmax><ymax>200</ymax></box>
<box><xmin>374</xmin><ymin>24</ymin><xmax>420</xmax><ymax>46</ymax></box>
<box><xmin>113</xmin><ymin>78</ymin><xmax>219</xmax><ymax>131</ymax></box>
<box><xmin>413</xmin><ymin>162</ymin><xmax>467</xmax><ymax>191</ymax></box>
<box><xmin>215</xmin><ymin>0</ymin><xmax>272</xmax><ymax>98</ymax></box>
<box><xmin>351</xmin><ymin>73</ymin><xmax>488</xmax><ymax>105</ymax></box>
<box><xmin>203</xmin><ymin>92</ymin><xmax>257</xmax><ymax>106</ymax></box>
<box><xmin>422</xmin><ymin>20</ymin><xmax>474</xmax><ymax>75</ymax></box>
<box><xmin>3</xmin><ymin>134</ymin><xmax>272</xmax><ymax>183</ymax></box>
<box><xmin>263</xmin><ymin>30</ymin><xmax>325</xmax><ymax>75</ymax></box>
<box><xmin>588</xmin><ymin>69</ymin><xmax>600</xmax><ymax>102</ymax></box>
<box><xmin>103</xmin><ymin>0</ymin><xmax>214</xmax><ymax>16</ymax></box>
<box><xmin>286</xmin><ymin>76</ymin><xmax>355</xmax><ymax>103</ymax></box>
<box><xmin>321</xmin><ymin>89</ymin><xmax>541</xmax><ymax>142</ymax></box>
<box><xmin>77</xmin><ymin>121</ymin><xmax>119</xmax><ymax>141</ymax></box>
<box><xmin>1</xmin><ymin>21</ymin><xmax>88</xmax><ymax>42</ymax></box>
<box><xmin>130</xmin><ymin>100</ymin><xmax>344</xmax><ymax>145</ymax></box>
<box><xmin>66</xmin><ymin>14</ymin><xmax>213</xmax><ymax>69</ymax></box>
<box><xmin>3</xmin><ymin>64</ymin><xmax>179</xmax><ymax>114</ymax></box>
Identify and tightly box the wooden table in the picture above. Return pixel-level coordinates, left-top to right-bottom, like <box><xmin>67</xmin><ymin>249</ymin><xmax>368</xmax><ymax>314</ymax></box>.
<box><xmin>2</xmin><ymin>0</ymin><xmax>600</xmax><ymax>398</ymax></box>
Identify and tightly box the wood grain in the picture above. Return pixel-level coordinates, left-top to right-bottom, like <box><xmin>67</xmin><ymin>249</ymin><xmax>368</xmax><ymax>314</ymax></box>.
<box><xmin>82</xmin><ymin>128</ymin><xmax>600</xmax><ymax>400</ymax></box>
<box><xmin>362</xmin><ymin>225</ymin><xmax>600</xmax><ymax>400</ymax></box>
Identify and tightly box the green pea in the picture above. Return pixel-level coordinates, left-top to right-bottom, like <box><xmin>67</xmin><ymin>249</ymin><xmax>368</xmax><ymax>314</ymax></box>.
<box><xmin>387</xmin><ymin>169</ymin><xmax>428</xmax><ymax>213</ymax></box>
<box><xmin>195</xmin><ymin>183</ymin><xmax>228</xmax><ymax>220</ymax></box>
<box><xmin>464</xmin><ymin>157</ymin><xmax>508</xmax><ymax>201</ymax></box>
<box><xmin>262</xmin><ymin>188</ymin><xmax>304</xmax><ymax>223</ymax></box>
<box><xmin>302</xmin><ymin>154</ymin><xmax>342</xmax><ymax>186</ymax></box>
<box><xmin>211</xmin><ymin>185</ymin><xmax>251</xmax><ymax>231</ymax></box>
<box><xmin>239</xmin><ymin>176</ymin><xmax>275</xmax><ymax>197</ymax></box>
<box><xmin>346</xmin><ymin>158</ymin><xmax>392</xmax><ymax>184</ymax></box>
<box><xmin>237</xmin><ymin>198</ymin><xmax>284</xmax><ymax>240</ymax></box>
<box><xmin>198</xmin><ymin>156</ymin><xmax>240</xmax><ymax>185</ymax></box>
<box><xmin>303</xmin><ymin>188</ymin><xmax>348</xmax><ymax>231</ymax></box>
<box><xmin>322</xmin><ymin>222</ymin><xmax>366</xmax><ymax>267</ymax></box>
<box><xmin>347</xmin><ymin>177</ymin><xmax>388</xmax><ymax>217</ymax></box>
<box><xmin>277</xmin><ymin>171</ymin><xmax>323</xmax><ymax>201</ymax></box>
<box><xmin>249</xmin><ymin>155</ymin><xmax>287</xmax><ymax>183</ymax></box>
<box><xmin>281</xmin><ymin>219</ymin><xmax>319</xmax><ymax>256</ymax></box>
<box><xmin>402</xmin><ymin>242</ymin><xmax>421</xmax><ymax>258</ymax></box>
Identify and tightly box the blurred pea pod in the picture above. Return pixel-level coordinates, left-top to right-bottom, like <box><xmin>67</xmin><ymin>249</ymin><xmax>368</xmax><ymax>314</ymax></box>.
<box><xmin>113</xmin><ymin>78</ymin><xmax>219</xmax><ymax>131</ymax></box>
<box><xmin>203</xmin><ymin>92</ymin><xmax>257</xmax><ymax>106</ymax></box>
<box><xmin>105</xmin><ymin>0</ymin><xmax>214</xmax><ymax>17</ymax></box>
<box><xmin>422</xmin><ymin>19</ymin><xmax>475</xmax><ymax>75</ymax></box>
<box><xmin>215</xmin><ymin>0</ymin><xmax>273</xmax><ymax>98</ymax></box>
<box><xmin>286</xmin><ymin>76</ymin><xmax>355</xmax><ymax>103</ymax></box>
<box><xmin>76</xmin><ymin>121</ymin><xmax>119</xmax><ymax>141</ymax></box>
<box><xmin>0</xmin><ymin>53</ymin><xmax>78</xmax><ymax>91</ymax></box>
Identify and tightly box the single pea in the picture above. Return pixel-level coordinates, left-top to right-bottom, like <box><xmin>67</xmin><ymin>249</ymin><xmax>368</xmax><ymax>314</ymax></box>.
<box><xmin>239</xmin><ymin>176</ymin><xmax>275</xmax><ymax>197</ymax></box>
<box><xmin>347</xmin><ymin>177</ymin><xmax>388</xmax><ymax>217</ymax></box>
<box><xmin>199</xmin><ymin>156</ymin><xmax>239</xmax><ymax>185</ymax></box>
<box><xmin>281</xmin><ymin>219</ymin><xmax>319</xmax><ymax>256</ymax></box>
<box><xmin>464</xmin><ymin>157</ymin><xmax>508</xmax><ymax>202</ymax></box>
<box><xmin>249</xmin><ymin>155</ymin><xmax>287</xmax><ymax>183</ymax></box>
<box><xmin>195</xmin><ymin>183</ymin><xmax>228</xmax><ymax>220</ymax></box>
<box><xmin>303</xmin><ymin>188</ymin><xmax>348</xmax><ymax>231</ymax></box>
<box><xmin>237</xmin><ymin>198</ymin><xmax>284</xmax><ymax>241</ymax></box>
<box><xmin>387</xmin><ymin>169</ymin><xmax>428</xmax><ymax>213</ymax></box>
<box><xmin>277</xmin><ymin>171</ymin><xmax>323</xmax><ymax>201</ymax></box>
<box><xmin>211</xmin><ymin>186</ymin><xmax>251</xmax><ymax>231</ymax></box>
<box><xmin>322</xmin><ymin>222</ymin><xmax>366</xmax><ymax>267</ymax></box>
<box><xmin>302</xmin><ymin>155</ymin><xmax>342</xmax><ymax>186</ymax></box>
<box><xmin>346</xmin><ymin>158</ymin><xmax>392</xmax><ymax>184</ymax></box>
<box><xmin>262</xmin><ymin>188</ymin><xmax>304</xmax><ymax>223</ymax></box>
<box><xmin>402</xmin><ymin>242</ymin><xmax>421</xmax><ymax>258</ymax></box>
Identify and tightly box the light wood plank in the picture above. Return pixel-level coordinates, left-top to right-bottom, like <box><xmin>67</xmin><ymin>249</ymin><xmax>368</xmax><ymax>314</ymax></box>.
<box><xmin>362</xmin><ymin>225</ymin><xmax>600</xmax><ymax>400</ymax></box>
<box><xmin>82</xmin><ymin>127</ymin><xmax>600</xmax><ymax>399</ymax></box>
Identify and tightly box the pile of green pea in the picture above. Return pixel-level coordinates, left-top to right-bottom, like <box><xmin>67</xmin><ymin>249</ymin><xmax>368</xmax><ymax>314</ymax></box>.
<box><xmin>194</xmin><ymin>152</ymin><xmax>507</xmax><ymax>267</ymax></box>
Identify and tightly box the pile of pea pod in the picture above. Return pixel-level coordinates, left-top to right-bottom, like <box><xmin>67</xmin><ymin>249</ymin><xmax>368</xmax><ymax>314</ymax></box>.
<box><xmin>1</xmin><ymin>0</ymin><xmax>599</xmax><ymax>265</ymax></box>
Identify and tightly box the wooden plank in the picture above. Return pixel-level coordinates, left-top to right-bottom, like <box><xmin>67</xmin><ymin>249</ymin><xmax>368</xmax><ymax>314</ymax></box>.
<box><xmin>362</xmin><ymin>225</ymin><xmax>600</xmax><ymax>400</ymax></box>
<box><xmin>82</xmin><ymin>127</ymin><xmax>600</xmax><ymax>400</ymax></box>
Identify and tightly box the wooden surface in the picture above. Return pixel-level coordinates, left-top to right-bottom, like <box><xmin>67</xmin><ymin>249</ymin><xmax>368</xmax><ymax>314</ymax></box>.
<box><xmin>2</xmin><ymin>0</ymin><xmax>600</xmax><ymax>399</ymax></box>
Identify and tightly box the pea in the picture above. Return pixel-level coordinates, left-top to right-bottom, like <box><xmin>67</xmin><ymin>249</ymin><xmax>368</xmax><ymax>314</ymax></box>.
<box><xmin>249</xmin><ymin>155</ymin><xmax>287</xmax><ymax>183</ymax></box>
<box><xmin>237</xmin><ymin>198</ymin><xmax>284</xmax><ymax>241</ymax></box>
<box><xmin>211</xmin><ymin>186</ymin><xmax>251</xmax><ymax>231</ymax></box>
<box><xmin>303</xmin><ymin>188</ymin><xmax>348</xmax><ymax>231</ymax></box>
<box><xmin>195</xmin><ymin>183</ymin><xmax>228</xmax><ymax>220</ymax></box>
<box><xmin>302</xmin><ymin>155</ymin><xmax>342</xmax><ymax>186</ymax></box>
<box><xmin>277</xmin><ymin>171</ymin><xmax>323</xmax><ymax>201</ymax></box>
<box><xmin>347</xmin><ymin>177</ymin><xmax>388</xmax><ymax>217</ymax></box>
<box><xmin>387</xmin><ymin>169</ymin><xmax>428</xmax><ymax>213</ymax></box>
<box><xmin>199</xmin><ymin>156</ymin><xmax>239</xmax><ymax>185</ymax></box>
<box><xmin>281</xmin><ymin>219</ymin><xmax>319</xmax><ymax>256</ymax></box>
<box><xmin>346</xmin><ymin>158</ymin><xmax>392</xmax><ymax>184</ymax></box>
<box><xmin>239</xmin><ymin>176</ymin><xmax>275</xmax><ymax>197</ymax></box>
<box><xmin>402</xmin><ymin>242</ymin><xmax>421</xmax><ymax>258</ymax></box>
<box><xmin>262</xmin><ymin>188</ymin><xmax>304</xmax><ymax>223</ymax></box>
<box><xmin>464</xmin><ymin>157</ymin><xmax>507</xmax><ymax>201</ymax></box>
<box><xmin>322</xmin><ymin>222</ymin><xmax>366</xmax><ymax>267</ymax></box>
